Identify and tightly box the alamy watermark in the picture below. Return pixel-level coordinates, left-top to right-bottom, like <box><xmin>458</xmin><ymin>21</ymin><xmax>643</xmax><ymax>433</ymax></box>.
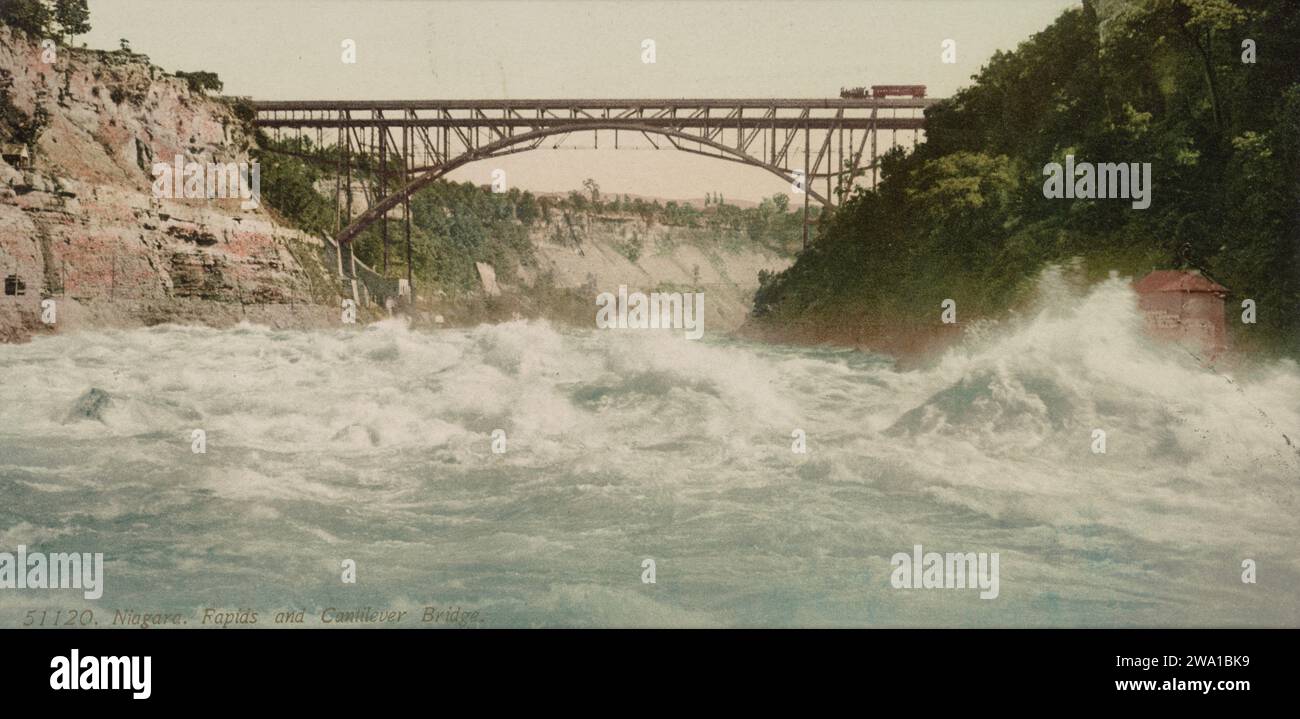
<box><xmin>1042</xmin><ymin>154</ymin><xmax>1151</xmax><ymax>209</ymax></box>
<box><xmin>0</xmin><ymin>545</ymin><xmax>104</xmax><ymax>600</ymax></box>
<box><xmin>890</xmin><ymin>544</ymin><xmax>999</xmax><ymax>599</ymax></box>
<box><xmin>50</xmin><ymin>650</ymin><xmax>151</xmax><ymax>700</ymax></box>
<box><xmin>595</xmin><ymin>285</ymin><xmax>705</xmax><ymax>340</ymax></box>
<box><xmin>152</xmin><ymin>155</ymin><xmax>260</xmax><ymax>209</ymax></box>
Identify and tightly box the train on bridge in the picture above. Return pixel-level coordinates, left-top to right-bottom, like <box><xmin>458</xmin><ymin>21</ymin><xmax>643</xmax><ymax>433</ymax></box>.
<box><xmin>839</xmin><ymin>85</ymin><xmax>927</xmax><ymax>99</ymax></box>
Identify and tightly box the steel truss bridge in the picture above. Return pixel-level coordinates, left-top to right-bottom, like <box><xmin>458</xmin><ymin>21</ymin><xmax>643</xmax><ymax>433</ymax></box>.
<box><xmin>251</xmin><ymin>97</ymin><xmax>937</xmax><ymax>286</ymax></box>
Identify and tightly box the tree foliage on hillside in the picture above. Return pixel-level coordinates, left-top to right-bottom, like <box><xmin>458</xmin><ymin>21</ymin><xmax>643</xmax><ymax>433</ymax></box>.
<box><xmin>0</xmin><ymin>0</ymin><xmax>89</xmax><ymax>42</ymax></box>
<box><xmin>755</xmin><ymin>0</ymin><xmax>1300</xmax><ymax>354</ymax></box>
<box><xmin>0</xmin><ymin>0</ymin><xmax>53</xmax><ymax>37</ymax></box>
<box><xmin>53</xmin><ymin>0</ymin><xmax>90</xmax><ymax>44</ymax></box>
<box><xmin>0</xmin><ymin>68</ymin><xmax>49</xmax><ymax>146</ymax></box>
<box><xmin>174</xmin><ymin>71</ymin><xmax>223</xmax><ymax>95</ymax></box>
<box><xmin>255</xmin><ymin>136</ymin><xmax>542</xmax><ymax>294</ymax></box>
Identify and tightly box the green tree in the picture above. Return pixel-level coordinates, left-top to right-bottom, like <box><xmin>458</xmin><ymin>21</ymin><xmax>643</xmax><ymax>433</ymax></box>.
<box><xmin>255</xmin><ymin>137</ymin><xmax>335</xmax><ymax>238</ymax></box>
<box><xmin>515</xmin><ymin>190</ymin><xmax>540</xmax><ymax>225</ymax></box>
<box><xmin>1149</xmin><ymin>0</ymin><xmax>1249</xmax><ymax>134</ymax></box>
<box><xmin>0</xmin><ymin>0</ymin><xmax>54</xmax><ymax>37</ymax></box>
<box><xmin>174</xmin><ymin>71</ymin><xmax>224</xmax><ymax>94</ymax></box>
<box><xmin>907</xmin><ymin>151</ymin><xmax>1018</xmax><ymax>259</ymax></box>
<box><xmin>54</xmin><ymin>0</ymin><xmax>90</xmax><ymax>45</ymax></box>
<box><xmin>582</xmin><ymin>177</ymin><xmax>600</xmax><ymax>204</ymax></box>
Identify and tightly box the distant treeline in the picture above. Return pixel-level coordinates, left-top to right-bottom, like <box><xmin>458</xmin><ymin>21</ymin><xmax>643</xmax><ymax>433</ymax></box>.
<box><xmin>753</xmin><ymin>0</ymin><xmax>1299</xmax><ymax>355</ymax></box>
<box><xmin>542</xmin><ymin>181</ymin><xmax>807</xmax><ymax>255</ymax></box>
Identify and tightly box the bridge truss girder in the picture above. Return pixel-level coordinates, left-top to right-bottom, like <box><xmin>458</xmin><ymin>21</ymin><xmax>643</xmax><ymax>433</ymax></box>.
<box><xmin>251</xmin><ymin>98</ymin><xmax>933</xmax><ymax>283</ymax></box>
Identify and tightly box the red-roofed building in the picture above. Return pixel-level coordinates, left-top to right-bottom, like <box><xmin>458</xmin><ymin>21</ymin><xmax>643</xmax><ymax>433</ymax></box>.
<box><xmin>1132</xmin><ymin>270</ymin><xmax>1228</xmax><ymax>356</ymax></box>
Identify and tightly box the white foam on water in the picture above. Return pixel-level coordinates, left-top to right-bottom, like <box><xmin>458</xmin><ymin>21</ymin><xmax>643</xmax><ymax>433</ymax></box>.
<box><xmin>0</xmin><ymin>276</ymin><xmax>1296</xmax><ymax>626</ymax></box>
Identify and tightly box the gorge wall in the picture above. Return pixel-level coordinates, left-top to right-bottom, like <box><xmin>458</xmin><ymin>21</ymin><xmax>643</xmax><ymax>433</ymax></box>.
<box><xmin>519</xmin><ymin>211</ymin><xmax>791</xmax><ymax>333</ymax></box>
<box><xmin>1</xmin><ymin>25</ymin><xmax>793</xmax><ymax>343</ymax></box>
<box><xmin>0</xmin><ymin>27</ymin><xmax>339</xmax><ymax>343</ymax></box>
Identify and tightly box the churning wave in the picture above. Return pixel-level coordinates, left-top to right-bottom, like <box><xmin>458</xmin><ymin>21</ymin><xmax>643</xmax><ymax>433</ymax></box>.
<box><xmin>0</xmin><ymin>275</ymin><xmax>1297</xmax><ymax>627</ymax></box>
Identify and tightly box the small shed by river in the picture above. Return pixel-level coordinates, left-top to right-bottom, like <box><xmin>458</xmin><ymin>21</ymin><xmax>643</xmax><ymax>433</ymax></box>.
<box><xmin>1133</xmin><ymin>270</ymin><xmax>1228</xmax><ymax>356</ymax></box>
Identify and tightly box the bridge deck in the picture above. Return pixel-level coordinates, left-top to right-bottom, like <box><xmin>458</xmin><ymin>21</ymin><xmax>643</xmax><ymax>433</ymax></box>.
<box><xmin>251</xmin><ymin>97</ymin><xmax>939</xmax><ymax>111</ymax></box>
<box><xmin>251</xmin><ymin>98</ymin><xmax>934</xmax><ymax>130</ymax></box>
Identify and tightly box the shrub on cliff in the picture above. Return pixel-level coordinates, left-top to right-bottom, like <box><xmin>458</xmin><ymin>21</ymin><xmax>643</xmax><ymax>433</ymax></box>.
<box><xmin>255</xmin><ymin>136</ymin><xmax>335</xmax><ymax>238</ymax></box>
<box><xmin>0</xmin><ymin>0</ymin><xmax>54</xmax><ymax>38</ymax></box>
<box><xmin>174</xmin><ymin>71</ymin><xmax>223</xmax><ymax>95</ymax></box>
<box><xmin>0</xmin><ymin>69</ymin><xmax>48</xmax><ymax>147</ymax></box>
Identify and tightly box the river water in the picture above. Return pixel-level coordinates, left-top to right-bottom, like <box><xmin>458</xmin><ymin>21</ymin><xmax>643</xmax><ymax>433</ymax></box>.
<box><xmin>1</xmin><ymin>277</ymin><xmax>1298</xmax><ymax>627</ymax></box>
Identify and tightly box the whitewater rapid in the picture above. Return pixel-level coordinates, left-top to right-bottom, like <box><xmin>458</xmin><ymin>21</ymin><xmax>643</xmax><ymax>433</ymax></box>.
<box><xmin>1</xmin><ymin>277</ymin><xmax>1297</xmax><ymax>627</ymax></box>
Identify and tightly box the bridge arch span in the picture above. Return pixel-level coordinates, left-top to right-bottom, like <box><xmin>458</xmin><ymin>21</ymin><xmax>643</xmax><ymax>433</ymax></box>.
<box><xmin>335</xmin><ymin>121</ymin><xmax>828</xmax><ymax>244</ymax></box>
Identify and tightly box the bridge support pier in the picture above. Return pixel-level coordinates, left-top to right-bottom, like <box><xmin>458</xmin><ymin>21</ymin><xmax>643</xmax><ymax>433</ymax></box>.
<box><xmin>402</xmin><ymin>123</ymin><xmax>413</xmax><ymax>296</ymax></box>
<box><xmin>379</xmin><ymin>110</ymin><xmax>388</xmax><ymax>274</ymax></box>
<box><xmin>803</xmin><ymin>125</ymin><xmax>809</xmax><ymax>251</ymax></box>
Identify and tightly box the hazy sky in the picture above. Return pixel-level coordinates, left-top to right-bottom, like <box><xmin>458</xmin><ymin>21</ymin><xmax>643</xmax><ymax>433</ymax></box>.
<box><xmin>84</xmin><ymin>0</ymin><xmax>1078</xmax><ymax>201</ymax></box>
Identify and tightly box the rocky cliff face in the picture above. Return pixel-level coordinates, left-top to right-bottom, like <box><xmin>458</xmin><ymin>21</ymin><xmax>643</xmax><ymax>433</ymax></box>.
<box><xmin>520</xmin><ymin>211</ymin><xmax>791</xmax><ymax>333</ymax></box>
<box><xmin>0</xmin><ymin>27</ymin><xmax>337</xmax><ymax>343</ymax></box>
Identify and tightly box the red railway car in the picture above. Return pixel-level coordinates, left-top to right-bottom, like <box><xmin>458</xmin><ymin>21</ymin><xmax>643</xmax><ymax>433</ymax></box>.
<box><xmin>871</xmin><ymin>85</ymin><xmax>926</xmax><ymax>99</ymax></box>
